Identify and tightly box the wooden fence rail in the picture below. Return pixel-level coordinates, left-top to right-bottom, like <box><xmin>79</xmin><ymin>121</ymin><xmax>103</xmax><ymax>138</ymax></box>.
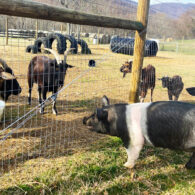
<box><xmin>0</xmin><ymin>0</ymin><xmax>144</xmax><ymax>31</ymax></box>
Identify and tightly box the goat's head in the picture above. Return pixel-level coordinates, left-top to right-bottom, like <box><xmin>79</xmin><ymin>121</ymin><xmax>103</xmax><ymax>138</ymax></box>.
<box><xmin>0</xmin><ymin>59</ymin><xmax>22</xmax><ymax>101</ymax></box>
<box><xmin>158</xmin><ymin>76</ymin><xmax>171</xmax><ymax>88</ymax></box>
<box><xmin>43</xmin><ymin>48</ymin><xmax>74</xmax><ymax>87</ymax></box>
<box><xmin>120</xmin><ymin>60</ymin><xmax>132</xmax><ymax>78</ymax></box>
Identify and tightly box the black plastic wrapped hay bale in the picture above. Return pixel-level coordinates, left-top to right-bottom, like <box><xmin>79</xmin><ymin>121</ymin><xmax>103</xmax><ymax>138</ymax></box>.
<box><xmin>110</xmin><ymin>36</ymin><xmax>158</xmax><ymax>57</ymax></box>
<box><xmin>25</xmin><ymin>45</ymin><xmax>38</xmax><ymax>54</ymax></box>
<box><xmin>186</xmin><ymin>87</ymin><xmax>195</xmax><ymax>96</ymax></box>
<box><xmin>47</xmin><ymin>33</ymin><xmax>67</xmax><ymax>54</ymax></box>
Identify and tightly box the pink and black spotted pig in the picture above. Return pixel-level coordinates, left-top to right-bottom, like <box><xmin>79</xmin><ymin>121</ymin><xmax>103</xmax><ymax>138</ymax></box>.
<box><xmin>83</xmin><ymin>96</ymin><xmax>195</xmax><ymax>169</ymax></box>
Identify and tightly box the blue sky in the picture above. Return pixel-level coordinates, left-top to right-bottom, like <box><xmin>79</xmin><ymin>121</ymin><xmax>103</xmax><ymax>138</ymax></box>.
<box><xmin>150</xmin><ymin>0</ymin><xmax>195</xmax><ymax>4</ymax></box>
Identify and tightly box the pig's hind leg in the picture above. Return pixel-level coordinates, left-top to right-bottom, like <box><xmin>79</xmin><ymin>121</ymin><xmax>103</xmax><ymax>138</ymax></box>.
<box><xmin>185</xmin><ymin>152</ymin><xmax>195</xmax><ymax>169</ymax></box>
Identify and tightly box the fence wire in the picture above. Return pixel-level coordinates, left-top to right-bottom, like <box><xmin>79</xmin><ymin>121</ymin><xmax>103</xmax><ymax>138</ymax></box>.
<box><xmin>0</xmin><ymin>0</ymin><xmax>194</xmax><ymax>191</ymax></box>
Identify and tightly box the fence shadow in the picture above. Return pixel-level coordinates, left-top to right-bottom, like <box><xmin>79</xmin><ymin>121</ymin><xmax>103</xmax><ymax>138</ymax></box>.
<box><xmin>0</xmin><ymin>96</ymin><xmax>123</xmax><ymax>174</ymax></box>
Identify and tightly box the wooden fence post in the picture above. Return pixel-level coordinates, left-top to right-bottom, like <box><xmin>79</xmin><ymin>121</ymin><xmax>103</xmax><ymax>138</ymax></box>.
<box><xmin>5</xmin><ymin>16</ymin><xmax>8</xmax><ymax>45</ymax></box>
<box><xmin>35</xmin><ymin>19</ymin><xmax>38</xmax><ymax>39</ymax></box>
<box><xmin>129</xmin><ymin>0</ymin><xmax>150</xmax><ymax>103</ymax></box>
<box><xmin>60</xmin><ymin>24</ymin><xmax>63</xmax><ymax>33</ymax></box>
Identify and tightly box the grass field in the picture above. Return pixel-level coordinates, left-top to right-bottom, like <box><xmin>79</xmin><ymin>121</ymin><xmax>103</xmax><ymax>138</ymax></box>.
<box><xmin>0</xmin><ymin>37</ymin><xmax>195</xmax><ymax>194</ymax></box>
<box><xmin>159</xmin><ymin>39</ymin><xmax>195</xmax><ymax>55</ymax></box>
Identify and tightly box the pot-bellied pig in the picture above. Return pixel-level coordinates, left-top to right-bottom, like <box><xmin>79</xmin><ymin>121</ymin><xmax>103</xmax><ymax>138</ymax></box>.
<box><xmin>83</xmin><ymin>96</ymin><xmax>195</xmax><ymax>169</ymax></box>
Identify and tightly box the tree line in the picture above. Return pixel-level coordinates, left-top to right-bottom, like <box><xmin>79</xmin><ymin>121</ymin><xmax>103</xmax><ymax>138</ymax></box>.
<box><xmin>0</xmin><ymin>0</ymin><xmax>194</xmax><ymax>40</ymax></box>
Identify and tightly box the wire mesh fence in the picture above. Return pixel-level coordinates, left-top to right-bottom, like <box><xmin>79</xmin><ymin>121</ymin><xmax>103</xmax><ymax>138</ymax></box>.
<box><xmin>0</xmin><ymin>0</ymin><xmax>195</xmax><ymax>191</ymax></box>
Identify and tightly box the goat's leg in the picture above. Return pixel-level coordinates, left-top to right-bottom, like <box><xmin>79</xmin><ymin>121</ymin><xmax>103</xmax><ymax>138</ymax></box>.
<box><xmin>168</xmin><ymin>91</ymin><xmax>173</xmax><ymax>101</ymax></box>
<box><xmin>139</xmin><ymin>89</ymin><xmax>147</xmax><ymax>103</ymax></box>
<box><xmin>40</xmin><ymin>88</ymin><xmax>47</xmax><ymax>114</ymax></box>
<box><xmin>174</xmin><ymin>95</ymin><xmax>179</xmax><ymax>101</ymax></box>
<box><xmin>185</xmin><ymin>152</ymin><xmax>195</xmax><ymax>169</ymax></box>
<box><xmin>28</xmin><ymin>78</ymin><xmax>33</xmax><ymax>105</ymax></box>
<box><xmin>38</xmin><ymin>87</ymin><xmax>42</xmax><ymax>104</ymax></box>
<box><xmin>139</xmin><ymin>96</ymin><xmax>145</xmax><ymax>103</ymax></box>
<box><xmin>52</xmin><ymin>89</ymin><xmax>58</xmax><ymax>115</ymax></box>
<box><xmin>150</xmin><ymin>88</ymin><xmax>154</xmax><ymax>102</ymax></box>
<box><xmin>38</xmin><ymin>87</ymin><xmax>44</xmax><ymax>114</ymax></box>
<box><xmin>28</xmin><ymin>88</ymin><xmax>32</xmax><ymax>105</ymax></box>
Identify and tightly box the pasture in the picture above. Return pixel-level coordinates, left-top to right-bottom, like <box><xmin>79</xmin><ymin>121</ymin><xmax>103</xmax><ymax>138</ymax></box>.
<box><xmin>0</xmin><ymin>37</ymin><xmax>195</xmax><ymax>194</ymax></box>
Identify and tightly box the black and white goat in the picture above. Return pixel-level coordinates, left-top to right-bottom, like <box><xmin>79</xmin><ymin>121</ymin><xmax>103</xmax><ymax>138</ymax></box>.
<box><xmin>83</xmin><ymin>96</ymin><xmax>195</xmax><ymax>169</ymax></box>
<box><xmin>0</xmin><ymin>59</ymin><xmax>22</xmax><ymax>101</ymax></box>
<box><xmin>27</xmin><ymin>48</ymin><xmax>74</xmax><ymax>115</ymax></box>
<box><xmin>159</xmin><ymin>75</ymin><xmax>184</xmax><ymax>101</ymax></box>
<box><xmin>120</xmin><ymin>60</ymin><xmax>156</xmax><ymax>102</ymax></box>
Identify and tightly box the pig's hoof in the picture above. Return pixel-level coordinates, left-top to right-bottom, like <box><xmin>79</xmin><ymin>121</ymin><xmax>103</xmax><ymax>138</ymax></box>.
<box><xmin>185</xmin><ymin>153</ymin><xmax>195</xmax><ymax>169</ymax></box>
<box><xmin>124</xmin><ymin>162</ymin><xmax>134</xmax><ymax>169</ymax></box>
<box><xmin>185</xmin><ymin>162</ymin><xmax>195</xmax><ymax>169</ymax></box>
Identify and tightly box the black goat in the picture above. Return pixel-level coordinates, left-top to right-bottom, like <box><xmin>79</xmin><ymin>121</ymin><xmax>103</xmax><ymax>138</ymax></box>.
<box><xmin>0</xmin><ymin>59</ymin><xmax>22</xmax><ymax>101</ymax></box>
<box><xmin>159</xmin><ymin>75</ymin><xmax>184</xmax><ymax>101</ymax></box>
<box><xmin>120</xmin><ymin>60</ymin><xmax>156</xmax><ymax>102</ymax></box>
<box><xmin>28</xmin><ymin>48</ymin><xmax>74</xmax><ymax>115</ymax></box>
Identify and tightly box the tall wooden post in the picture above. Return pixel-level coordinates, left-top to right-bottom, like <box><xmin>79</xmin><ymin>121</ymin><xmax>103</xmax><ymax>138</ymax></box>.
<box><xmin>97</xmin><ymin>29</ymin><xmax>100</xmax><ymax>44</ymax></box>
<box><xmin>35</xmin><ymin>19</ymin><xmax>38</xmax><ymax>39</ymax></box>
<box><xmin>60</xmin><ymin>24</ymin><xmax>63</xmax><ymax>33</ymax></box>
<box><xmin>129</xmin><ymin>0</ymin><xmax>150</xmax><ymax>103</ymax></box>
<box><xmin>5</xmin><ymin>16</ymin><xmax>8</xmax><ymax>45</ymax></box>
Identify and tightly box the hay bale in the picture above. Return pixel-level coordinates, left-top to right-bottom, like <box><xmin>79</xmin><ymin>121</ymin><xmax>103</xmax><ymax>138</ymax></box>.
<box><xmin>110</xmin><ymin>36</ymin><xmax>158</xmax><ymax>57</ymax></box>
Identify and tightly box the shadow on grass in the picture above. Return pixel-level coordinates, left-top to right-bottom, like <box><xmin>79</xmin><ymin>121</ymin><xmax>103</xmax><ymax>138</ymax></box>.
<box><xmin>0</xmin><ymin>136</ymin><xmax>195</xmax><ymax>194</ymax></box>
<box><xmin>0</xmin><ymin>96</ymin><xmax>125</xmax><ymax>175</ymax></box>
<box><xmin>0</xmin><ymin>95</ymin><xmax>195</xmax><ymax>194</ymax></box>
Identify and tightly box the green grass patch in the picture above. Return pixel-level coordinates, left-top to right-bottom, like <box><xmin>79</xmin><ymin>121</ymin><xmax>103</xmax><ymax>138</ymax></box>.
<box><xmin>1</xmin><ymin>137</ymin><xmax>195</xmax><ymax>195</ymax></box>
<box><xmin>159</xmin><ymin>39</ymin><xmax>195</xmax><ymax>55</ymax></box>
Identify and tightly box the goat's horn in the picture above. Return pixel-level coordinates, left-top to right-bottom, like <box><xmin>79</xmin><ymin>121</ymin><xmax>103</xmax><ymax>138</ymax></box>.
<box><xmin>42</xmin><ymin>48</ymin><xmax>62</xmax><ymax>64</ymax></box>
<box><xmin>0</xmin><ymin>72</ymin><xmax>16</xmax><ymax>80</ymax></box>
<box><xmin>0</xmin><ymin>59</ymin><xmax>8</xmax><ymax>70</ymax></box>
<box><xmin>64</xmin><ymin>48</ymin><xmax>75</xmax><ymax>62</ymax></box>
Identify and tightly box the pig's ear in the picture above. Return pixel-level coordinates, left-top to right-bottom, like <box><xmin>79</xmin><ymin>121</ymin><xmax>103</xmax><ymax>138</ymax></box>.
<box><xmin>102</xmin><ymin>95</ymin><xmax>110</xmax><ymax>107</ymax></box>
<box><xmin>96</xmin><ymin>108</ymin><xmax>108</xmax><ymax>121</ymax></box>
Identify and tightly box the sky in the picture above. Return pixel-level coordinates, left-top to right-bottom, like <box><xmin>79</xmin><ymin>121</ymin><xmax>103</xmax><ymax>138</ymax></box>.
<box><xmin>150</xmin><ymin>0</ymin><xmax>195</xmax><ymax>4</ymax></box>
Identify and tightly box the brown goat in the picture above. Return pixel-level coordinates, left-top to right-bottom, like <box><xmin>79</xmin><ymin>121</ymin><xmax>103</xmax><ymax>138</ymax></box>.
<box><xmin>158</xmin><ymin>75</ymin><xmax>184</xmax><ymax>101</ymax></box>
<box><xmin>28</xmin><ymin>48</ymin><xmax>74</xmax><ymax>115</ymax></box>
<box><xmin>120</xmin><ymin>60</ymin><xmax>156</xmax><ymax>102</ymax></box>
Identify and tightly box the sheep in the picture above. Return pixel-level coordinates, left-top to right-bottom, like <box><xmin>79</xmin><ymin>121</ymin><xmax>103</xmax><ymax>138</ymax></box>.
<box><xmin>0</xmin><ymin>59</ymin><xmax>22</xmax><ymax>101</ymax></box>
<box><xmin>120</xmin><ymin>60</ymin><xmax>156</xmax><ymax>102</ymax></box>
<box><xmin>158</xmin><ymin>75</ymin><xmax>184</xmax><ymax>101</ymax></box>
<box><xmin>27</xmin><ymin>48</ymin><xmax>74</xmax><ymax>115</ymax></box>
<box><xmin>83</xmin><ymin>96</ymin><xmax>195</xmax><ymax>170</ymax></box>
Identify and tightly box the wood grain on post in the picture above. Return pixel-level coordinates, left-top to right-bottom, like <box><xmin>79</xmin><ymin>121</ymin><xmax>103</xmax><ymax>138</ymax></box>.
<box><xmin>129</xmin><ymin>0</ymin><xmax>150</xmax><ymax>103</ymax></box>
<box><xmin>35</xmin><ymin>19</ymin><xmax>38</xmax><ymax>39</ymax></box>
<box><xmin>5</xmin><ymin>16</ymin><xmax>8</xmax><ymax>45</ymax></box>
<box><xmin>60</xmin><ymin>24</ymin><xmax>63</xmax><ymax>34</ymax></box>
<box><xmin>0</xmin><ymin>0</ymin><xmax>144</xmax><ymax>31</ymax></box>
